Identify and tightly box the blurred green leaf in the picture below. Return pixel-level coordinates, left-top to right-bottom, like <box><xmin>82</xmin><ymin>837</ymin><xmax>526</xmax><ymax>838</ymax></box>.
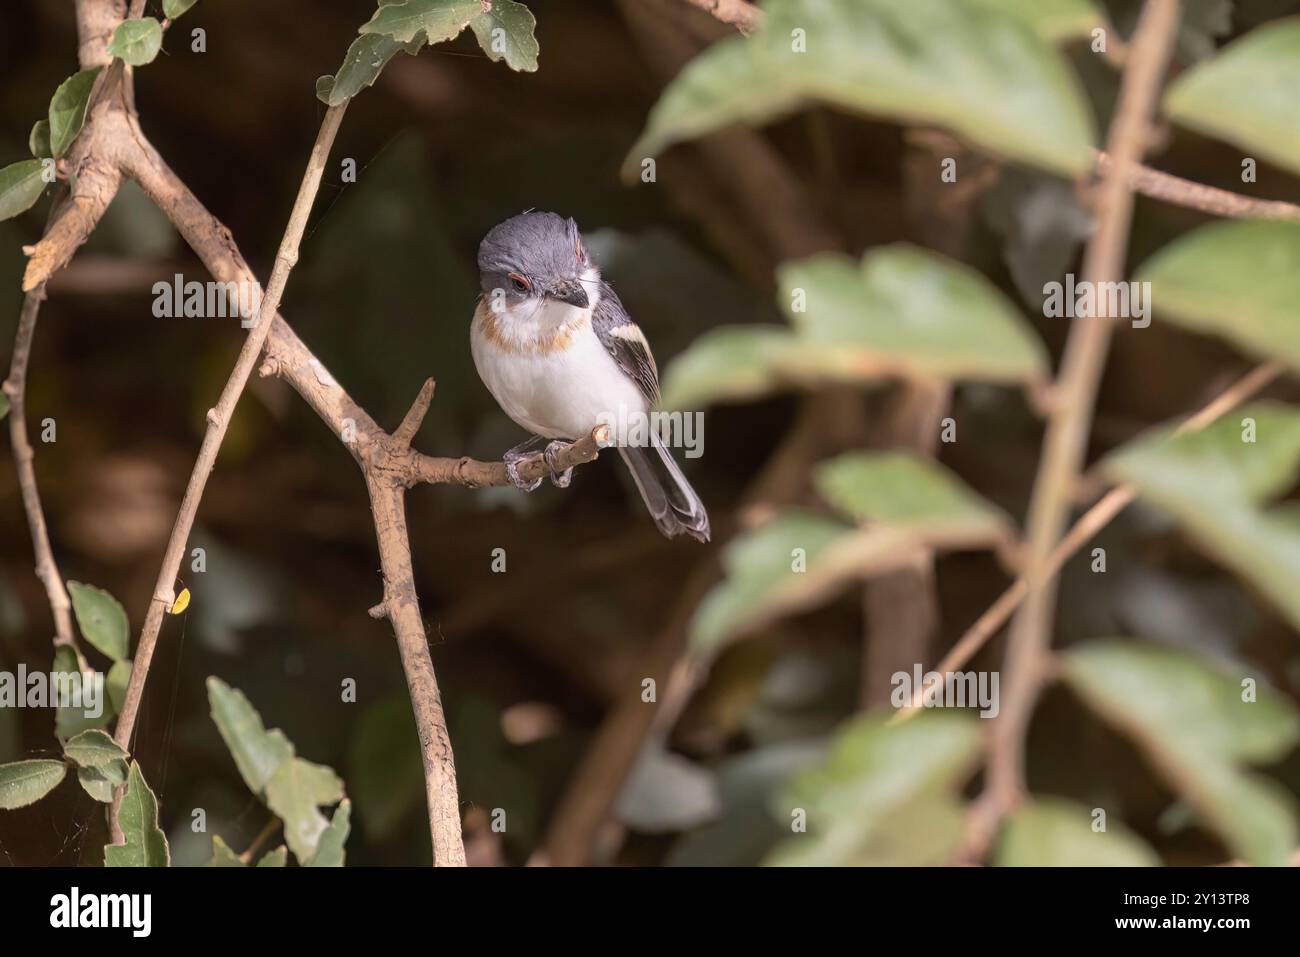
<box><xmin>163</xmin><ymin>0</ymin><xmax>199</xmax><ymax>18</ymax></box>
<box><xmin>627</xmin><ymin>0</ymin><xmax>1094</xmax><ymax>177</ymax></box>
<box><xmin>970</xmin><ymin>0</ymin><xmax>1106</xmax><ymax>41</ymax></box>
<box><xmin>49</xmin><ymin>68</ymin><xmax>101</xmax><ymax>158</ymax></box>
<box><xmin>1103</xmin><ymin>403</ymin><xmax>1300</xmax><ymax>632</ymax></box>
<box><xmin>67</xmin><ymin>581</ymin><xmax>129</xmax><ymax>662</ymax></box>
<box><xmin>1165</xmin><ymin>18</ymin><xmax>1300</xmax><ymax>176</ymax></box>
<box><xmin>108</xmin><ymin>18</ymin><xmax>164</xmax><ymax>67</ymax></box>
<box><xmin>660</xmin><ymin>326</ymin><xmax>800</xmax><ymax>410</ymax></box>
<box><xmin>615</xmin><ymin>746</ymin><xmax>721</xmax><ymax>833</ymax></box>
<box><xmin>28</xmin><ymin>121</ymin><xmax>51</xmax><ymax>158</ymax></box>
<box><xmin>766</xmin><ymin>711</ymin><xmax>982</xmax><ymax>865</ymax></box>
<box><xmin>63</xmin><ymin>729</ymin><xmax>127</xmax><ymax>769</ymax></box>
<box><xmin>1136</xmin><ymin>221</ymin><xmax>1300</xmax><ymax>372</ymax></box>
<box><xmin>1062</xmin><ymin>640</ymin><xmax>1300</xmax><ymax>865</ymax></box>
<box><xmin>995</xmin><ymin>798</ymin><xmax>1160</xmax><ymax>865</ymax></box>
<box><xmin>207</xmin><ymin>835</ymin><xmax>245</xmax><ymax>866</ymax></box>
<box><xmin>0</xmin><ymin>759</ymin><xmax>66</xmax><ymax>809</ymax></box>
<box><xmin>105</xmin><ymin>761</ymin><xmax>170</xmax><ymax>866</ymax></box>
<box><xmin>470</xmin><ymin>0</ymin><xmax>539</xmax><ymax>71</ymax></box>
<box><xmin>0</xmin><ymin>394</ymin><xmax>9</xmax><ymax>420</ymax></box>
<box><xmin>307</xmin><ymin>800</ymin><xmax>351</xmax><ymax>866</ymax></box>
<box><xmin>207</xmin><ymin>676</ymin><xmax>293</xmax><ymax>793</ymax></box>
<box><xmin>317</xmin><ymin>32</ymin><xmax>426</xmax><ymax>106</ymax></box>
<box><xmin>266</xmin><ymin>757</ymin><xmax>345</xmax><ymax>864</ymax></box>
<box><xmin>257</xmin><ymin>846</ymin><xmax>288</xmax><ymax>867</ymax></box>
<box><xmin>359</xmin><ymin>0</ymin><xmax>490</xmax><ymax>44</ymax></box>
<box><xmin>781</xmin><ymin>247</ymin><xmax>1047</xmax><ymax>384</ymax></box>
<box><xmin>814</xmin><ymin>451</ymin><xmax>1010</xmax><ymax>542</ymax></box>
<box><xmin>0</xmin><ymin>160</ymin><xmax>48</xmax><ymax>222</ymax></box>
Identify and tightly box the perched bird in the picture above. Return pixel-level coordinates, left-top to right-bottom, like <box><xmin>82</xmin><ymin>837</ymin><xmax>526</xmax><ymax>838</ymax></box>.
<box><xmin>471</xmin><ymin>211</ymin><xmax>710</xmax><ymax>542</ymax></box>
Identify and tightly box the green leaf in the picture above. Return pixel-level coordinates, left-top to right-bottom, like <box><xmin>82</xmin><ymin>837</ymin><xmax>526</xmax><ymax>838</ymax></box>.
<box><xmin>813</xmin><ymin>451</ymin><xmax>1010</xmax><ymax>542</ymax></box>
<box><xmin>48</xmin><ymin>68</ymin><xmax>101</xmax><ymax>158</ymax></box>
<box><xmin>29</xmin><ymin>120</ymin><xmax>51</xmax><ymax>158</ymax></box>
<box><xmin>67</xmin><ymin>581</ymin><xmax>129</xmax><ymax>662</ymax></box>
<box><xmin>689</xmin><ymin>510</ymin><xmax>959</xmax><ymax>653</ymax></box>
<box><xmin>265</xmin><ymin>757</ymin><xmax>345</xmax><ymax>863</ymax></box>
<box><xmin>1164</xmin><ymin>18</ymin><xmax>1300</xmax><ymax>178</ymax></box>
<box><xmin>63</xmin><ymin>729</ymin><xmax>128</xmax><ymax>769</ymax></box>
<box><xmin>0</xmin><ymin>760</ymin><xmax>66</xmax><ymax>809</ymax></box>
<box><xmin>307</xmin><ymin>799</ymin><xmax>351</xmax><ymax>866</ymax></box>
<box><xmin>53</xmin><ymin>646</ymin><xmax>113</xmax><ymax>739</ymax></box>
<box><xmin>77</xmin><ymin>760</ymin><xmax>128</xmax><ymax>803</ymax></box>
<box><xmin>1062</xmin><ymin>640</ymin><xmax>1300</xmax><ymax>866</ymax></box>
<box><xmin>766</xmin><ymin>711</ymin><xmax>982</xmax><ymax>865</ymax></box>
<box><xmin>660</xmin><ymin>326</ymin><xmax>802</xmax><ymax>410</ymax></box>
<box><xmin>995</xmin><ymin>798</ymin><xmax>1160</xmax><ymax>866</ymax></box>
<box><xmin>969</xmin><ymin>0</ymin><xmax>1106</xmax><ymax>42</ymax></box>
<box><xmin>359</xmin><ymin>0</ymin><xmax>487</xmax><ymax>45</ymax></box>
<box><xmin>1102</xmin><ymin>403</ymin><xmax>1300</xmax><ymax>633</ymax></box>
<box><xmin>104</xmin><ymin>761</ymin><xmax>170</xmax><ymax>866</ymax></box>
<box><xmin>0</xmin><ymin>394</ymin><xmax>10</xmax><ymax>420</ymax></box>
<box><xmin>163</xmin><ymin>0</ymin><xmax>199</xmax><ymax>18</ymax></box>
<box><xmin>207</xmin><ymin>835</ymin><xmax>245</xmax><ymax>866</ymax></box>
<box><xmin>627</xmin><ymin>0</ymin><xmax>1094</xmax><ymax>178</ymax></box>
<box><xmin>1135</xmin><ymin>221</ymin><xmax>1300</xmax><ymax>373</ymax></box>
<box><xmin>206</xmin><ymin>677</ymin><xmax>294</xmax><ymax>794</ymax></box>
<box><xmin>317</xmin><ymin>32</ymin><xmax>426</xmax><ymax>106</ymax></box>
<box><xmin>0</xmin><ymin>160</ymin><xmax>49</xmax><ymax>222</ymax></box>
<box><xmin>780</xmin><ymin>247</ymin><xmax>1048</xmax><ymax>385</ymax></box>
<box><xmin>256</xmin><ymin>846</ymin><xmax>288</xmax><ymax>867</ymax></box>
<box><xmin>348</xmin><ymin>696</ymin><xmax>424</xmax><ymax>841</ymax></box>
<box><xmin>470</xmin><ymin>0</ymin><xmax>539</xmax><ymax>72</ymax></box>
<box><xmin>106</xmin><ymin>659</ymin><xmax>131</xmax><ymax>714</ymax></box>
<box><xmin>108</xmin><ymin>18</ymin><xmax>164</xmax><ymax>67</ymax></box>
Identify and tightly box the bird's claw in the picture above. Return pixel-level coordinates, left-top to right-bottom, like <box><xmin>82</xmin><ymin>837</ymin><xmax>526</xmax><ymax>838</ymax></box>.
<box><xmin>504</xmin><ymin>454</ymin><xmax>542</xmax><ymax>492</ymax></box>
<box><xmin>544</xmin><ymin>441</ymin><xmax>573</xmax><ymax>488</ymax></box>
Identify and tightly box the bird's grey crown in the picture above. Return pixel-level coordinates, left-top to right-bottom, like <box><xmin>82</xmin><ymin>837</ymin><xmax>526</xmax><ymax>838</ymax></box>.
<box><xmin>477</xmin><ymin>211</ymin><xmax>590</xmax><ymax>294</ymax></box>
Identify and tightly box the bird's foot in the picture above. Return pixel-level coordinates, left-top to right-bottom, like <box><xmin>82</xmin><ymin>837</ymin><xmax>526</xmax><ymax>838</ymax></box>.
<box><xmin>544</xmin><ymin>441</ymin><xmax>573</xmax><ymax>488</ymax></box>
<box><xmin>504</xmin><ymin>448</ymin><xmax>543</xmax><ymax>492</ymax></box>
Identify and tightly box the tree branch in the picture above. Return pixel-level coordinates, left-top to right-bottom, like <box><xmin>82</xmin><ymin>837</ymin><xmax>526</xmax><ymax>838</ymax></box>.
<box><xmin>1096</xmin><ymin>150</ymin><xmax>1300</xmax><ymax>222</ymax></box>
<box><xmin>966</xmin><ymin>0</ymin><xmax>1183</xmax><ymax>861</ymax></box>
<box><xmin>3</xmin><ymin>288</ymin><xmax>77</xmax><ymax>652</ymax></box>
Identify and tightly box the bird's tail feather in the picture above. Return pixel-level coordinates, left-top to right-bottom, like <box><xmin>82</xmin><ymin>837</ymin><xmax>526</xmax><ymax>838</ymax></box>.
<box><xmin>618</xmin><ymin>435</ymin><xmax>710</xmax><ymax>543</ymax></box>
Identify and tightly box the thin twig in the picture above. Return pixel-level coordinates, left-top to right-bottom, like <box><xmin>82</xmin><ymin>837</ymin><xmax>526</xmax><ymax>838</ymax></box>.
<box><xmin>3</xmin><ymin>288</ymin><xmax>77</xmax><ymax>652</ymax></box>
<box><xmin>110</xmin><ymin>101</ymin><xmax>350</xmax><ymax>837</ymax></box>
<box><xmin>893</xmin><ymin>360</ymin><xmax>1284</xmax><ymax>718</ymax></box>
<box><xmin>966</xmin><ymin>0</ymin><xmax>1183</xmax><ymax>861</ymax></box>
<box><xmin>1097</xmin><ymin>150</ymin><xmax>1300</xmax><ymax>222</ymax></box>
<box><xmin>238</xmin><ymin>817</ymin><xmax>281</xmax><ymax>865</ymax></box>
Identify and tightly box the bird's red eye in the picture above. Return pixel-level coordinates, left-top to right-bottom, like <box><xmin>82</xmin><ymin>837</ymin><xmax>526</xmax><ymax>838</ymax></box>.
<box><xmin>508</xmin><ymin>273</ymin><xmax>530</xmax><ymax>293</ymax></box>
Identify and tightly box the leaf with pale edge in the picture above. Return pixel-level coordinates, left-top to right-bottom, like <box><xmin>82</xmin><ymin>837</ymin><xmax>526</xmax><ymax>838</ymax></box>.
<box><xmin>67</xmin><ymin>581</ymin><xmax>129</xmax><ymax>662</ymax></box>
<box><xmin>63</xmin><ymin>729</ymin><xmax>128</xmax><ymax>769</ymax></box>
<box><xmin>1136</xmin><ymin>221</ymin><xmax>1300</xmax><ymax>373</ymax></box>
<box><xmin>0</xmin><ymin>160</ymin><xmax>48</xmax><ymax>222</ymax></box>
<box><xmin>207</xmin><ymin>676</ymin><xmax>293</xmax><ymax>794</ymax></box>
<box><xmin>626</xmin><ymin>0</ymin><xmax>1094</xmax><ymax>178</ymax></box>
<box><xmin>1102</xmin><ymin>403</ymin><xmax>1300</xmax><ymax>633</ymax></box>
<box><xmin>257</xmin><ymin>846</ymin><xmax>288</xmax><ymax>867</ymax></box>
<box><xmin>765</xmin><ymin>711</ymin><xmax>982</xmax><ymax>865</ymax></box>
<box><xmin>108</xmin><ymin>18</ymin><xmax>164</xmax><ymax>67</ymax></box>
<box><xmin>49</xmin><ymin>68</ymin><xmax>101</xmax><ymax>158</ymax></box>
<box><xmin>104</xmin><ymin>761</ymin><xmax>170</xmax><ymax>866</ymax></box>
<box><xmin>995</xmin><ymin>798</ymin><xmax>1160</xmax><ymax>866</ymax></box>
<box><xmin>307</xmin><ymin>800</ymin><xmax>352</xmax><ymax>866</ymax></box>
<box><xmin>29</xmin><ymin>120</ymin><xmax>51</xmax><ymax>158</ymax></box>
<box><xmin>1164</xmin><ymin>19</ymin><xmax>1300</xmax><ymax>178</ymax></box>
<box><xmin>469</xmin><ymin>0</ymin><xmax>539</xmax><ymax>72</ymax></box>
<box><xmin>317</xmin><ymin>32</ymin><xmax>426</xmax><ymax>106</ymax></box>
<box><xmin>208</xmin><ymin>835</ymin><xmax>245</xmax><ymax>866</ymax></box>
<box><xmin>1062</xmin><ymin>640</ymin><xmax>1300</xmax><ymax>866</ymax></box>
<box><xmin>266</xmin><ymin>757</ymin><xmax>345</xmax><ymax>863</ymax></box>
<box><xmin>359</xmin><ymin>0</ymin><xmax>488</xmax><ymax>44</ymax></box>
<box><xmin>163</xmin><ymin>0</ymin><xmax>199</xmax><ymax>18</ymax></box>
<box><xmin>0</xmin><ymin>760</ymin><xmax>66</xmax><ymax>810</ymax></box>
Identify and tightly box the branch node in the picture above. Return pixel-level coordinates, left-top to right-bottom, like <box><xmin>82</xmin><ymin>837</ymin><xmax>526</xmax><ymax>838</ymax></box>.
<box><xmin>368</xmin><ymin>602</ymin><xmax>388</xmax><ymax>620</ymax></box>
<box><xmin>393</xmin><ymin>378</ymin><xmax>436</xmax><ymax>449</ymax></box>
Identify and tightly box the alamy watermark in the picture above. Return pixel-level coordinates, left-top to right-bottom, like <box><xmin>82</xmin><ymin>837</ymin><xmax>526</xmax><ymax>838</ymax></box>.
<box><xmin>596</xmin><ymin>403</ymin><xmax>704</xmax><ymax>459</ymax></box>
<box><xmin>153</xmin><ymin>274</ymin><xmax>264</xmax><ymax>328</ymax></box>
<box><xmin>0</xmin><ymin>664</ymin><xmax>104</xmax><ymax>719</ymax></box>
<box><xmin>891</xmin><ymin>664</ymin><xmax>999</xmax><ymax>718</ymax></box>
<box><xmin>1043</xmin><ymin>274</ymin><xmax>1151</xmax><ymax>328</ymax></box>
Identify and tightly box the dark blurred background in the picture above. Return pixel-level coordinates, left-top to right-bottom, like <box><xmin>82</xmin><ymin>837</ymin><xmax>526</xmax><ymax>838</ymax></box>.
<box><xmin>2</xmin><ymin>0</ymin><xmax>1299</xmax><ymax>866</ymax></box>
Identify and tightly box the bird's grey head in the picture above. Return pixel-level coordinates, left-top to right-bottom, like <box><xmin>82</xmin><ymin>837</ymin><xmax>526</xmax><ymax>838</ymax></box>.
<box><xmin>478</xmin><ymin>211</ymin><xmax>596</xmax><ymax>311</ymax></box>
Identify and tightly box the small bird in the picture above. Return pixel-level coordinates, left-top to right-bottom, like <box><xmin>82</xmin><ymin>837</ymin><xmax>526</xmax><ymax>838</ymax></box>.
<box><xmin>471</xmin><ymin>211</ymin><xmax>710</xmax><ymax>542</ymax></box>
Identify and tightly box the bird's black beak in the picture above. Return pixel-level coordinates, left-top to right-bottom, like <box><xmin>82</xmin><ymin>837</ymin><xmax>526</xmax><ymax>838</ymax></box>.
<box><xmin>547</xmin><ymin>280</ymin><xmax>589</xmax><ymax>309</ymax></box>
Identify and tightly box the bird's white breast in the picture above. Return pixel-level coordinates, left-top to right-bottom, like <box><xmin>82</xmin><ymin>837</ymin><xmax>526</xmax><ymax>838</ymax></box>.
<box><xmin>471</xmin><ymin>296</ymin><xmax>647</xmax><ymax>441</ymax></box>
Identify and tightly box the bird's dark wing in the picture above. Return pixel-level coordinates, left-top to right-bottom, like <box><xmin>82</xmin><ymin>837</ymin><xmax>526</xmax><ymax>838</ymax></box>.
<box><xmin>592</xmin><ymin>283</ymin><xmax>660</xmax><ymax>406</ymax></box>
